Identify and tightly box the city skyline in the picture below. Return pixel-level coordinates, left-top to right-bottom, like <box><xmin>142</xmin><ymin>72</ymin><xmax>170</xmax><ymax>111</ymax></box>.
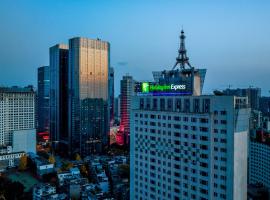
<box><xmin>1</xmin><ymin>2</ymin><xmax>270</xmax><ymax>199</ymax></box>
<box><xmin>1</xmin><ymin>1</ymin><xmax>270</xmax><ymax>95</ymax></box>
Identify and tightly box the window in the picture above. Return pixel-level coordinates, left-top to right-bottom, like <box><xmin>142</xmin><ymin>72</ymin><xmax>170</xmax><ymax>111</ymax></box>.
<box><xmin>221</xmin><ymin>120</ymin><xmax>227</xmax><ymax>125</ymax></box>
<box><xmin>174</xmin><ymin>116</ymin><xmax>180</xmax><ymax>121</ymax></box>
<box><xmin>221</xmin><ymin>129</ymin><xmax>227</xmax><ymax>134</ymax></box>
<box><xmin>203</xmin><ymin>98</ymin><xmax>210</xmax><ymax>112</ymax></box>
<box><xmin>176</xmin><ymin>98</ymin><xmax>181</xmax><ymax>111</ymax></box>
<box><xmin>200</xmin><ymin>127</ymin><xmax>208</xmax><ymax>132</ymax></box>
<box><xmin>168</xmin><ymin>98</ymin><xmax>173</xmax><ymax>111</ymax></box>
<box><xmin>174</xmin><ymin>132</ymin><xmax>180</xmax><ymax>137</ymax></box>
<box><xmin>140</xmin><ymin>98</ymin><xmax>144</xmax><ymax>109</ymax></box>
<box><xmin>150</xmin><ymin>114</ymin><xmax>156</xmax><ymax>119</ymax></box>
<box><xmin>200</xmin><ymin>118</ymin><xmax>208</xmax><ymax>123</ymax></box>
<box><xmin>221</xmin><ymin>139</ymin><xmax>227</xmax><ymax>143</ymax></box>
<box><xmin>183</xmin><ymin>117</ymin><xmax>188</xmax><ymax>122</ymax></box>
<box><xmin>193</xmin><ymin>99</ymin><xmax>200</xmax><ymax>113</ymax></box>
<box><xmin>200</xmin><ymin>188</ymin><xmax>208</xmax><ymax>194</ymax></box>
<box><xmin>160</xmin><ymin>98</ymin><xmax>165</xmax><ymax>111</ymax></box>
<box><xmin>184</xmin><ymin>99</ymin><xmax>190</xmax><ymax>112</ymax></box>
<box><xmin>191</xmin><ymin>117</ymin><xmax>197</xmax><ymax>122</ymax></box>
<box><xmin>220</xmin><ymin>110</ymin><xmax>227</xmax><ymax>115</ymax></box>
<box><xmin>153</xmin><ymin>98</ymin><xmax>157</xmax><ymax>110</ymax></box>
<box><xmin>174</xmin><ymin>124</ymin><xmax>181</xmax><ymax>129</ymax></box>
<box><xmin>200</xmin><ymin>136</ymin><xmax>208</xmax><ymax>141</ymax></box>
<box><xmin>200</xmin><ymin>145</ymin><xmax>208</xmax><ymax>150</ymax></box>
<box><xmin>146</xmin><ymin>98</ymin><xmax>150</xmax><ymax>109</ymax></box>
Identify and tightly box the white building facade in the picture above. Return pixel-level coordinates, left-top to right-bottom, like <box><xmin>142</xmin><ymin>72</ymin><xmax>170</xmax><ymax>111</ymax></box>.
<box><xmin>0</xmin><ymin>86</ymin><xmax>35</xmax><ymax>168</ymax></box>
<box><xmin>0</xmin><ymin>87</ymin><xmax>35</xmax><ymax>146</ymax></box>
<box><xmin>130</xmin><ymin>95</ymin><xmax>250</xmax><ymax>200</ymax></box>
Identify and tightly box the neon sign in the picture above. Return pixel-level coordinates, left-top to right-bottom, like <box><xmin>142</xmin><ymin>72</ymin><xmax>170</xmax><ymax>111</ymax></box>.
<box><xmin>136</xmin><ymin>82</ymin><xmax>191</xmax><ymax>96</ymax></box>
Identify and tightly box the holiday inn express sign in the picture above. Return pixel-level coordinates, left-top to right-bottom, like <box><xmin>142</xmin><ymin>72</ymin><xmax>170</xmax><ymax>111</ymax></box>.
<box><xmin>137</xmin><ymin>82</ymin><xmax>192</xmax><ymax>96</ymax></box>
<box><xmin>142</xmin><ymin>82</ymin><xmax>186</xmax><ymax>92</ymax></box>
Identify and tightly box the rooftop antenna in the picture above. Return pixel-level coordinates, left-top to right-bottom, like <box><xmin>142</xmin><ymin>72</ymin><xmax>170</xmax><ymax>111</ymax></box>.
<box><xmin>172</xmin><ymin>29</ymin><xmax>192</xmax><ymax>70</ymax></box>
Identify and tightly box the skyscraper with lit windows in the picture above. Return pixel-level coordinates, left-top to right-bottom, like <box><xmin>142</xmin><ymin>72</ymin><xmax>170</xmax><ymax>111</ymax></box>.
<box><xmin>120</xmin><ymin>75</ymin><xmax>135</xmax><ymax>146</ymax></box>
<box><xmin>68</xmin><ymin>37</ymin><xmax>110</xmax><ymax>155</ymax></box>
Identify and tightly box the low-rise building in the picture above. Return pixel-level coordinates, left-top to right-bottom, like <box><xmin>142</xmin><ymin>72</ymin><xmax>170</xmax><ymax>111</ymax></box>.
<box><xmin>32</xmin><ymin>183</ymin><xmax>56</xmax><ymax>200</ymax></box>
<box><xmin>29</xmin><ymin>153</ymin><xmax>54</xmax><ymax>177</ymax></box>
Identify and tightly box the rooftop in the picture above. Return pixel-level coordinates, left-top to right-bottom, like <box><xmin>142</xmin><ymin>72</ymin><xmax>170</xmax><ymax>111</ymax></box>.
<box><xmin>0</xmin><ymin>85</ymin><xmax>35</xmax><ymax>93</ymax></box>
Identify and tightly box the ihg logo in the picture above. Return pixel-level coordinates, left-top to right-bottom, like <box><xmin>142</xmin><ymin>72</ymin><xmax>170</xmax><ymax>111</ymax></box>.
<box><xmin>142</xmin><ymin>82</ymin><xmax>149</xmax><ymax>93</ymax></box>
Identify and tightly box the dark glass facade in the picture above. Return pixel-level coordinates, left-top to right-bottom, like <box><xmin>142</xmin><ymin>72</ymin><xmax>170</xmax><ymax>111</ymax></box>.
<box><xmin>109</xmin><ymin>67</ymin><xmax>114</xmax><ymax>125</ymax></box>
<box><xmin>37</xmin><ymin>66</ymin><xmax>50</xmax><ymax>133</ymax></box>
<box><xmin>49</xmin><ymin>44</ymin><xmax>69</xmax><ymax>152</ymax></box>
<box><xmin>80</xmin><ymin>98</ymin><xmax>105</xmax><ymax>154</ymax></box>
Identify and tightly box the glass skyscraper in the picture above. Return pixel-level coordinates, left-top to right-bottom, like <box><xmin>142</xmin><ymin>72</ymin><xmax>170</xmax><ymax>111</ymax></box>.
<box><xmin>37</xmin><ymin>66</ymin><xmax>50</xmax><ymax>133</ymax></box>
<box><xmin>68</xmin><ymin>37</ymin><xmax>110</xmax><ymax>156</ymax></box>
<box><xmin>49</xmin><ymin>44</ymin><xmax>69</xmax><ymax>153</ymax></box>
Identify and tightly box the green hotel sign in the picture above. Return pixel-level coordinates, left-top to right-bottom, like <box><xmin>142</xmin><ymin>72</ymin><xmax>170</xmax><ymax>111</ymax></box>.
<box><xmin>141</xmin><ymin>82</ymin><xmax>186</xmax><ymax>93</ymax></box>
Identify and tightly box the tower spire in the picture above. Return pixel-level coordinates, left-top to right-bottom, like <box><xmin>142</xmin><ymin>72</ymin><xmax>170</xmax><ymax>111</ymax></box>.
<box><xmin>172</xmin><ymin>29</ymin><xmax>192</xmax><ymax>70</ymax></box>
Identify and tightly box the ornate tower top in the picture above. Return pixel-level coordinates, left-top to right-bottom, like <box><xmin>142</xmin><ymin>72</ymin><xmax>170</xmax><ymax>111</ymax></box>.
<box><xmin>172</xmin><ymin>30</ymin><xmax>193</xmax><ymax>70</ymax></box>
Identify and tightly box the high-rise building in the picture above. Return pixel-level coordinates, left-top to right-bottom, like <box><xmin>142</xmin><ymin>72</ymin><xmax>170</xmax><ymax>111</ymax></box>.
<box><xmin>114</xmin><ymin>95</ymin><xmax>121</xmax><ymax>123</ymax></box>
<box><xmin>68</xmin><ymin>37</ymin><xmax>110</xmax><ymax>156</ymax></box>
<box><xmin>249</xmin><ymin>131</ymin><xmax>270</xmax><ymax>190</ymax></box>
<box><xmin>0</xmin><ymin>86</ymin><xmax>36</xmax><ymax>146</ymax></box>
<box><xmin>109</xmin><ymin>67</ymin><xmax>114</xmax><ymax>125</ymax></box>
<box><xmin>130</xmin><ymin>95</ymin><xmax>250</xmax><ymax>200</ymax></box>
<box><xmin>37</xmin><ymin>66</ymin><xmax>50</xmax><ymax>133</ymax></box>
<box><xmin>223</xmin><ymin>87</ymin><xmax>261</xmax><ymax>110</ymax></box>
<box><xmin>0</xmin><ymin>86</ymin><xmax>36</xmax><ymax>168</ymax></box>
<box><xmin>259</xmin><ymin>96</ymin><xmax>270</xmax><ymax>117</ymax></box>
<box><xmin>49</xmin><ymin>44</ymin><xmax>69</xmax><ymax>152</ymax></box>
<box><xmin>120</xmin><ymin>75</ymin><xmax>135</xmax><ymax>145</ymax></box>
<box><xmin>130</xmin><ymin>31</ymin><xmax>250</xmax><ymax>200</ymax></box>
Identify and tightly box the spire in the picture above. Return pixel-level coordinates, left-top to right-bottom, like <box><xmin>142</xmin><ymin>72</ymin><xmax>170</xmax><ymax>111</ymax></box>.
<box><xmin>172</xmin><ymin>29</ymin><xmax>192</xmax><ymax>70</ymax></box>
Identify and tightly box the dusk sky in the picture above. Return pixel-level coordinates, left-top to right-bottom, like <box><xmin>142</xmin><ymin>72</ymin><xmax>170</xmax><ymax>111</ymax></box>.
<box><xmin>0</xmin><ymin>1</ymin><xmax>270</xmax><ymax>95</ymax></box>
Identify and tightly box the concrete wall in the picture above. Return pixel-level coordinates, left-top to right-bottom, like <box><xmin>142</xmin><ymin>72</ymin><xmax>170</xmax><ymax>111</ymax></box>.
<box><xmin>13</xmin><ymin>129</ymin><xmax>36</xmax><ymax>153</ymax></box>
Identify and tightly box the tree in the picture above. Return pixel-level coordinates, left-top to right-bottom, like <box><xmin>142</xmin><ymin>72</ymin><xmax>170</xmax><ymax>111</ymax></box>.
<box><xmin>61</xmin><ymin>162</ymin><xmax>73</xmax><ymax>171</ymax></box>
<box><xmin>0</xmin><ymin>176</ymin><xmax>25</xmax><ymax>200</ymax></box>
<box><xmin>80</xmin><ymin>164</ymin><xmax>88</xmax><ymax>177</ymax></box>
<box><xmin>48</xmin><ymin>155</ymin><xmax>56</xmax><ymax>165</ymax></box>
<box><xmin>42</xmin><ymin>172</ymin><xmax>57</xmax><ymax>183</ymax></box>
<box><xmin>18</xmin><ymin>155</ymin><xmax>27</xmax><ymax>171</ymax></box>
<box><xmin>118</xmin><ymin>164</ymin><xmax>130</xmax><ymax>180</ymax></box>
<box><xmin>74</xmin><ymin>153</ymin><xmax>81</xmax><ymax>161</ymax></box>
